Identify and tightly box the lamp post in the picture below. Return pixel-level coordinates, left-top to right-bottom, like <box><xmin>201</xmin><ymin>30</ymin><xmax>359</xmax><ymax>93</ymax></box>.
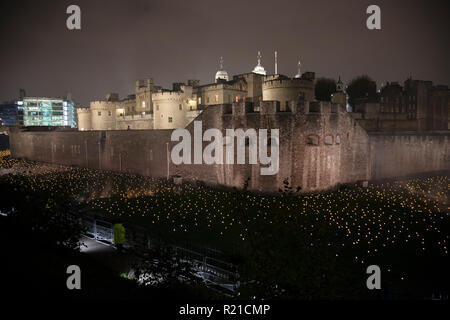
<box><xmin>98</xmin><ymin>141</ymin><xmax>101</xmax><ymax>170</ymax></box>
<box><xmin>166</xmin><ymin>142</ymin><xmax>170</xmax><ymax>180</ymax></box>
<box><xmin>85</xmin><ymin>140</ymin><xmax>88</xmax><ymax>167</ymax></box>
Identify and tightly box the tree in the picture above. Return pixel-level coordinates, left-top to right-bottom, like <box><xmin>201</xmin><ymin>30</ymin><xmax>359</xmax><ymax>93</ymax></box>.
<box><xmin>315</xmin><ymin>78</ymin><xmax>337</xmax><ymax>102</ymax></box>
<box><xmin>346</xmin><ymin>75</ymin><xmax>378</xmax><ymax>107</ymax></box>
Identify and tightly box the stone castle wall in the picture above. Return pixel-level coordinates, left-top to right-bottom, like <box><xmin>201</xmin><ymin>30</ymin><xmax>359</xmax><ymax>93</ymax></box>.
<box><xmin>369</xmin><ymin>132</ymin><xmax>449</xmax><ymax>179</ymax></box>
<box><xmin>116</xmin><ymin>114</ymin><xmax>154</xmax><ymax>130</ymax></box>
<box><xmin>9</xmin><ymin>101</ymin><xmax>450</xmax><ymax>193</ymax></box>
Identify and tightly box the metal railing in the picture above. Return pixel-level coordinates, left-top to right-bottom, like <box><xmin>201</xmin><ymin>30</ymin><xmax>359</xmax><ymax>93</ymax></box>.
<box><xmin>74</xmin><ymin>209</ymin><xmax>239</xmax><ymax>293</ymax></box>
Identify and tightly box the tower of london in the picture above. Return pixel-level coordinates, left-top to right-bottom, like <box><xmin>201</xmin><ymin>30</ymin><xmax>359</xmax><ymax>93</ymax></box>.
<box><xmin>77</xmin><ymin>53</ymin><xmax>315</xmax><ymax>131</ymax></box>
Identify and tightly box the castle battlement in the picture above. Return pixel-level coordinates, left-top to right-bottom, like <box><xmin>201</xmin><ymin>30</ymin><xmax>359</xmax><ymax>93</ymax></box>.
<box><xmin>116</xmin><ymin>114</ymin><xmax>154</xmax><ymax>121</ymax></box>
<box><xmin>226</xmin><ymin>100</ymin><xmax>343</xmax><ymax>116</ymax></box>
<box><xmin>90</xmin><ymin>101</ymin><xmax>117</xmax><ymax>109</ymax></box>
<box><xmin>76</xmin><ymin>107</ymin><xmax>91</xmax><ymax>114</ymax></box>
<box><xmin>198</xmin><ymin>81</ymin><xmax>246</xmax><ymax>92</ymax></box>
<box><xmin>262</xmin><ymin>78</ymin><xmax>314</xmax><ymax>90</ymax></box>
<box><xmin>152</xmin><ymin>91</ymin><xmax>184</xmax><ymax>100</ymax></box>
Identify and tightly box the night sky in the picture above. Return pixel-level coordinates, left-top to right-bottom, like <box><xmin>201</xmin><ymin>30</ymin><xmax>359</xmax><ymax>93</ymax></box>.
<box><xmin>0</xmin><ymin>0</ymin><xmax>449</xmax><ymax>106</ymax></box>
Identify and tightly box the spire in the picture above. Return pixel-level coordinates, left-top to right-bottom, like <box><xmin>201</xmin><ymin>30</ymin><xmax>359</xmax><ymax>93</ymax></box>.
<box><xmin>337</xmin><ymin>75</ymin><xmax>344</xmax><ymax>92</ymax></box>
<box><xmin>294</xmin><ymin>60</ymin><xmax>302</xmax><ymax>78</ymax></box>
<box><xmin>219</xmin><ymin>56</ymin><xmax>224</xmax><ymax>70</ymax></box>
<box><xmin>252</xmin><ymin>50</ymin><xmax>267</xmax><ymax>75</ymax></box>
<box><xmin>274</xmin><ymin>51</ymin><xmax>278</xmax><ymax>75</ymax></box>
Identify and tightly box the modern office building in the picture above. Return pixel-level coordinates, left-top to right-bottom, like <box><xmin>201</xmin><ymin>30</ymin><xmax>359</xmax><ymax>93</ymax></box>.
<box><xmin>0</xmin><ymin>102</ymin><xmax>21</xmax><ymax>126</ymax></box>
<box><xmin>19</xmin><ymin>97</ymin><xmax>77</xmax><ymax>128</ymax></box>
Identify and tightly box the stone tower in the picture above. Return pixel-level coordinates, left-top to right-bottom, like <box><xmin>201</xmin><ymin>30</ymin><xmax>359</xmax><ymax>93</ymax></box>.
<box><xmin>136</xmin><ymin>78</ymin><xmax>153</xmax><ymax>115</ymax></box>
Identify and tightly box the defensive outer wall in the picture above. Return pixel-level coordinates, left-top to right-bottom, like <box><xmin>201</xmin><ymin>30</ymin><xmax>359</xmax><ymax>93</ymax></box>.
<box><xmin>8</xmin><ymin>101</ymin><xmax>450</xmax><ymax>193</ymax></box>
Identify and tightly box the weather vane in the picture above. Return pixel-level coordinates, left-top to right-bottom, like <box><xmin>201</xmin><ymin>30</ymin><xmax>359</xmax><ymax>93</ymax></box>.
<box><xmin>257</xmin><ymin>51</ymin><xmax>262</xmax><ymax>66</ymax></box>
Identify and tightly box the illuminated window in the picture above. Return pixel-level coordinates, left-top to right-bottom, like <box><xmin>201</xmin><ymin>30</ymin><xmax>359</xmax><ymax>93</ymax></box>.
<box><xmin>142</xmin><ymin>101</ymin><xmax>146</xmax><ymax>108</ymax></box>
<box><xmin>215</xmin><ymin>94</ymin><xmax>219</xmax><ymax>102</ymax></box>
<box><xmin>336</xmin><ymin>135</ymin><xmax>341</xmax><ymax>144</ymax></box>
<box><xmin>198</xmin><ymin>97</ymin><xmax>202</xmax><ymax>104</ymax></box>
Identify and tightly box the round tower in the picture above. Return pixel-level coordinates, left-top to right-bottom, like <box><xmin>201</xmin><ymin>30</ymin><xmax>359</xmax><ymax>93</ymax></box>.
<box><xmin>76</xmin><ymin>107</ymin><xmax>91</xmax><ymax>131</ymax></box>
<box><xmin>152</xmin><ymin>91</ymin><xmax>190</xmax><ymax>129</ymax></box>
<box><xmin>90</xmin><ymin>100</ymin><xmax>117</xmax><ymax>130</ymax></box>
<box><xmin>262</xmin><ymin>77</ymin><xmax>315</xmax><ymax>110</ymax></box>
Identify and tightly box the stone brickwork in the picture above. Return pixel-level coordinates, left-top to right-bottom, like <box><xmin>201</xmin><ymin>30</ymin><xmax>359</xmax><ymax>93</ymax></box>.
<box><xmin>369</xmin><ymin>132</ymin><xmax>449</xmax><ymax>179</ymax></box>
<box><xmin>10</xmin><ymin>100</ymin><xmax>448</xmax><ymax>193</ymax></box>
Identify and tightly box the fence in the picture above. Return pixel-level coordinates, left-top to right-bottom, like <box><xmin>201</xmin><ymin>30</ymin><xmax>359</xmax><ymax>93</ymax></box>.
<box><xmin>74</xmin><ymin>209</ymin><xmax>239</xmax><ymax>293</ymax></box>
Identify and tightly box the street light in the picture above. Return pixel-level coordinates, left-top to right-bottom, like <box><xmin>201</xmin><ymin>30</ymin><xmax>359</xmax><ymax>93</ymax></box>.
<box><xmin>166</xmin><ymin>142</ymin><xmax>170</xmax><ymax>180</ymax></box>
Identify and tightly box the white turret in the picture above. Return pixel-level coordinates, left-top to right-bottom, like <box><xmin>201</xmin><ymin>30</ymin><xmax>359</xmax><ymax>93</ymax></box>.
<box><xmin>252</xmin><ymin>51</ymin><xmax>267</xmax><ymax>75</ymax></box>
<box><xmin>215</xmin><ymin>56</ymin><xmax>229</xmax><ymax>82</ymax></box>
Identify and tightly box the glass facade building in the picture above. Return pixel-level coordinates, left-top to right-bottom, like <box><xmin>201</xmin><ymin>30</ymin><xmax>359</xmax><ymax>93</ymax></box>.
<box><xmin>0</xmin><ymin>102</ymin><xmax>20</xmax><ymax>126</ymax></box>
<box><xmin>20</xmin><ymin>97</ymin><xmax>77</xmax><ymax>128</ymax></box>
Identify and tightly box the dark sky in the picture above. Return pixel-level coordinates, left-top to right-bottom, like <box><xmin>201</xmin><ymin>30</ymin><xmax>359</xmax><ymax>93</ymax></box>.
<box><xmin>0</xmin><ymin>0</ymin><xmax>449</xmax><ymax>106</ymax></box>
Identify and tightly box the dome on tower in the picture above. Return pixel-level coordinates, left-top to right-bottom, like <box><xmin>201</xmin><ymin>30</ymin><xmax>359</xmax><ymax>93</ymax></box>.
<box><xmin>252</xmin><ymin>51</ymin><xmax>266</xmax><ymax>75</ymax></box>
<box><xmin>215</xmin><ymin>70</ymin><xmax>229</xmax><ymax>82</ymax></box>
<box><xmin>215</xmin><ymin>56</ymin><xmax>229</xmax><ymax>82</ymax></box>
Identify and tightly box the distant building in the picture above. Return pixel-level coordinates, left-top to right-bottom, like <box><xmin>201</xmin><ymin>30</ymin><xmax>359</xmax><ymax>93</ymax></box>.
<box><xmin>0</xmin><ymin>101</ymin><xmax>21</xmax><ymax>126</ymax></box>
<box><xmin>19</xmin><ymin>97</ymin><xmax>77</xmax><ymax>128</ymax></box>
<box><xmin>78</xmin><ymin>51</ymin><xmax>316</xmax><ymax>131</ymax></box>
<box><xmin>331</xmin><ymin>76</ymin><xmax>347</xmax><ymax>109</ymax></box>
<box><xmin>352</xmin><ymin>78</ymin><xmax>449</xmax><ymax>131</ymax></box>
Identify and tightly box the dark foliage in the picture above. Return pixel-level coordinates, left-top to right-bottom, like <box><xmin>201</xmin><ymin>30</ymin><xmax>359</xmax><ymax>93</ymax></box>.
<box><xmin>315</xmin><ymin>78</ymin><xmax>337</xmax><ymax>102</ymax></box>
<box><xmin>347</xmin><ymin>75</ymin><xmax>378</xmax><ymax>107</ymax></box>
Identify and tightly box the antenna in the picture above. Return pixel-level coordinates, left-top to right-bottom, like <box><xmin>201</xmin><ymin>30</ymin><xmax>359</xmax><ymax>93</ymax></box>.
<box><xmin>275</xmin><ymin>51</ymin><xmax>278</xmax><ymax>75</ymax></box>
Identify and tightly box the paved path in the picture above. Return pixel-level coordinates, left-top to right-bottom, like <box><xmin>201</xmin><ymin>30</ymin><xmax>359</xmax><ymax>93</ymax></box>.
<box><xmin>80</xmin><ymin>236</ymin><xmax>138</xmax><ymax>275</ymax></box>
